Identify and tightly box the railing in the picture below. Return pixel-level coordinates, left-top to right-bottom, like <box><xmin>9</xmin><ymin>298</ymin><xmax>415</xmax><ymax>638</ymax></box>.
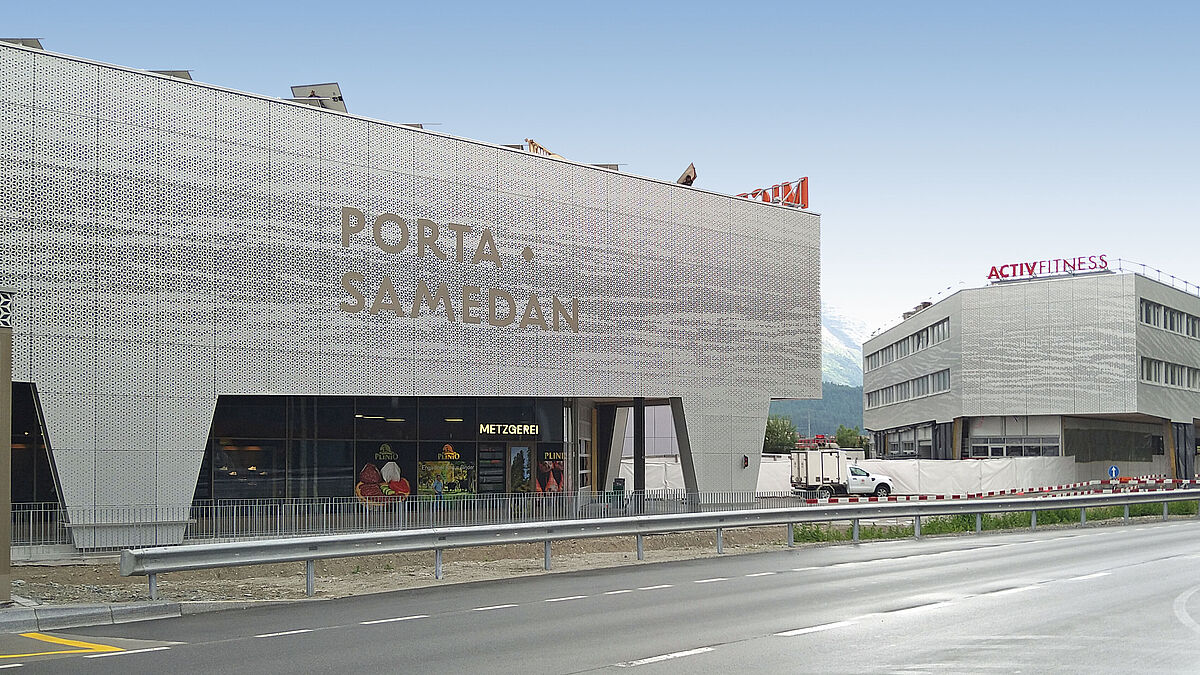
<box><xmin>1115</xmin><ymin>258</ymin><xmax>1200</xmax><ymax>298</ymax></box>
<box><xmin>121</xmin><ymin>489</ymin><xmax>1200</xmax><ymax>599</ymax></box>
<box><xmin>12</xmin><ymin>491</ymin><xmax>815</xmax><ymax>551</ymax></box>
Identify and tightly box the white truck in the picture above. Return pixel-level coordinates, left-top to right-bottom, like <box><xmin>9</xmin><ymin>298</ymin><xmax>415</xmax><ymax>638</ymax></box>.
<box><xmin>791</xmin><ymin>449</ymin><xmax>894</xmax><ymax>499</ymax></box>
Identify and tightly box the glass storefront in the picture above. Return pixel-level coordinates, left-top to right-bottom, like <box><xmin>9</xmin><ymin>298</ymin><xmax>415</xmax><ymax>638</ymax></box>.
<box><xmin>10</xmin><ymin>383</ymin><xmax>59</xmax><ymax>504</ymax></box>
<box><xmin>196</xmin><ymin>396</ymin><xmax>568</xmax><ymax>502</ymax></box>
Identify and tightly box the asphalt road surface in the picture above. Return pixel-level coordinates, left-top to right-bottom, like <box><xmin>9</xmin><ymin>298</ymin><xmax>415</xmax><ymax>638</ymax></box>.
<box><xmin>8</xmin><ymin>520</ymin><xmax>1200</xmax><ymax>673</ymax></box>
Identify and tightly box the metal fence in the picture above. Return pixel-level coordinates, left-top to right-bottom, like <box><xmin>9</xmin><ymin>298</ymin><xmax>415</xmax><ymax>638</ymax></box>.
<box><xmin>12</xmin><ymin>490</ymin><xmax>815</xmax><ymax>551</ymax></box>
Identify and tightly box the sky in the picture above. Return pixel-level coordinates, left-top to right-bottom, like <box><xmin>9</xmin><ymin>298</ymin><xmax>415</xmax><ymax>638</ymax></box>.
<box><xmin>9</xmin><ymin>1</ymin><xmax>1200</xmax><ymax>333</ymax></box>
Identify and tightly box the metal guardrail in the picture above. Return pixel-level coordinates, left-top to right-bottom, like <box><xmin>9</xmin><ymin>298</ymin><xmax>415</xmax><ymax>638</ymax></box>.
<box><xmin>121</xmin><ymin>489</ymin><xmax>1200</xmax><ymax>599</ymax></box>
<box><xmin>13</xmin><ymin>491</ymin><xmax>816</xmax><ymax>551</ymax></box>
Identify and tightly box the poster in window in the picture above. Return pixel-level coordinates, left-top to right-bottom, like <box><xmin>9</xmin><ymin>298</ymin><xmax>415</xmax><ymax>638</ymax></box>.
<box><xmin>535</xmin><ymin>445</ymin><xmax>565</xmax><ymax>493</ymax></box>
<box><xmin>354</xmin><ymin>441</ymin><xmax>416</xmax><ymax>506</ymax></box>
<box><xmin>509</xmin><ymin>445</ymin><xmax>532</xmax><ymax>492</ymax></box>
<box><xmin>418</xmin><ymin>442</ymin><xmax>477</xmax><ymax>498</ymax></box>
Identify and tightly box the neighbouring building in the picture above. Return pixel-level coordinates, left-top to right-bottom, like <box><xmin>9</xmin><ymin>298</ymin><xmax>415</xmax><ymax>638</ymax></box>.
<box><xmin>863</xmin><ymin>261</ymin><xmax>1199</xmax><ymax>480</ymax></box>
<box><xmin>0</xmin><ymin>42</ymin><xmax>821</xmax><ymax>548</ymax></box>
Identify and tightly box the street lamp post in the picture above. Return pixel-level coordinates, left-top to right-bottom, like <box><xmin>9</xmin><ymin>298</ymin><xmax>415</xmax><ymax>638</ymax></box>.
<box><xmin>0</xmin><ymin>288</ymin><xmax>13</xmax><ymax>604</ymax></box>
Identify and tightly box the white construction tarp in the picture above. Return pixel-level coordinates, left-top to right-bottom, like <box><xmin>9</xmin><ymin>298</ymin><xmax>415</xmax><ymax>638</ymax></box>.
<box><xmin>625</xmin><ymin>455</ymin><xmax>1080</xmax><ymax>495</ymax></box>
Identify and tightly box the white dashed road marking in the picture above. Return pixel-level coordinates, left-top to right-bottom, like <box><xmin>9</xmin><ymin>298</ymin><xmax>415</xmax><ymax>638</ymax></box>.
<box><xmin>638</xmin><ymin>584</ymin><xmax>673</xmax><ymax>590</ymax></box>
<box><xmin>694</xmin><ymin>578</ymin><xmax>727</xmax><ymax>584</ymax></box>
<box><xmin>616</xmin><ymin>647</ymin><xmax>714</xmax><ymax>667</ymax></box>
<box><xmin>84</xmin><ymin>647</ymin><xmax>172</xmax><ymax>658</ymax></box>
<box><xmin>472</xmin><ymin>604</ymin><xmax>518</xmax><ymax>612</ymax></box>
<box><xmin>605</xmin><ymin>589</ymin><xmax>633</xmax><ymax>595</ymax></box>
<box><xmin>254</xmin><ymin>629</ymin><xmax>313</xmax><ymax>638</ymax></box>
<box><xmin>775</xmin><ymin>620</ymin><xmax>857</xmax><ymax>637</ymax></box>
<box><xmin>745</xmin><ymin>572</ymin><xmax>776</xmax><ymax>577</ymax></box>
<box><xmin>1067</xmin><ymin>572</ymin><xmax>1111</xmax><ymax>581</ymax></box>
<box><xmin>990</xmin><ymin>585</ymin><xmax>1041</xmax><ymax>596</ymax></box>
<box><xmin>360</xmin><ymin>615</ymin><xmax>429</xmax><ymax>625</ymax></box>
<box><xmin>545</xmin><ymin>595</ymin><xmax>587</xmax><ymax>603</ymax></box>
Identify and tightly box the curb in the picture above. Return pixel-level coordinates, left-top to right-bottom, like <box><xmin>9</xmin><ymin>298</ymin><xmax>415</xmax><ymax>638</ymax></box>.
<box><xmin>0</xmin><ymin>598</ymin><xmax>312</xmax><ymax>633</ymax></box>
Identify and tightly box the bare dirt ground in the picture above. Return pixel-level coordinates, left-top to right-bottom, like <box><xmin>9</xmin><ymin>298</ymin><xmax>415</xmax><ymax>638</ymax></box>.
<box><xmin>11</xmin><ymin>528</ymin><xmax>794</xmax><ymax>605</ymax></box>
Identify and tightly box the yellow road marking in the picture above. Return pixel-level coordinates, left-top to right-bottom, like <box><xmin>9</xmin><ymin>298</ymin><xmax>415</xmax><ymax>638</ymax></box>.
<box><xmin>0</xmin><ymin>632</ymin><xmax>124</xmax><ymax>659</ymax></box>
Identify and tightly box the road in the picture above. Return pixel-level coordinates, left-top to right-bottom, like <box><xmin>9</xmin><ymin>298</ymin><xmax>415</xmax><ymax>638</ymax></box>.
<box><xmin>6</xmin><ymin>519</ymin><xmax>1200</xmax><ymax>673</ymax></box>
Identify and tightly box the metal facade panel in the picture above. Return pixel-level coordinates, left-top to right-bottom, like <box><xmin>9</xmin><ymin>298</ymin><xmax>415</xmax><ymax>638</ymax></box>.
<box><xmin>3</xmin><ymin>44</ymin><xmax>820</xmax><ymax>539</ymax></box>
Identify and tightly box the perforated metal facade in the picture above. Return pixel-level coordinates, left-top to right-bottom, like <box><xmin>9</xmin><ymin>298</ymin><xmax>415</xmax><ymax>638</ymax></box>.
<box><xmin>0</xmin><ymin>44</ymin><xmax>821</xmax><ymax>545</ymax></box>
<box><xmin>865</xmin><ymin>273</ymin><xmax>1200</xmax><ymax>467</ymax></box>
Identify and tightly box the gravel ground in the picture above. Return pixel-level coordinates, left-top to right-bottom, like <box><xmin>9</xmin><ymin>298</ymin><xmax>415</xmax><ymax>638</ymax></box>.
<box><xmin>10</xmin><ymin>528</ymin><xmax>794</xmax><ymax>605</ymax></box>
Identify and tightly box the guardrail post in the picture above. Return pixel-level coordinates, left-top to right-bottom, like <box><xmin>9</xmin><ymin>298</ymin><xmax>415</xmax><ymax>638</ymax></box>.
<box><xmin>716</xmin><ymin>527</ymin><xmax>724</xmax><ymax>554</ymax></box>
<box><xmin>786</xmin><ymin>523</ymin><xmax>794</xmax><ymax>548</ymax></box>
<box><xmin>148</xmin><ymin>573</ymin><xmax>158</xmax><ymax>600</ymax></box>
<box><xmin>305</xmin><ymin>560</ymin><xmax>315</xmax><ymax>597</ymax></box>
<box><xmin>435</xmin><ymin>549</ymin><xmax>443</xmax><ymax>580</ymax></box>
<box><xmin>1081</xmin><ymin>508</ymin><xmax>1087</xmax><ymax>525</ymax></box>
<box><xmin>852</xmin><ymin>519</ymin><xmax>860</xmax><ymax>542</ymax></box>
<box><xmin>636</xmin><ymin>533</ymin><xmax>644</xmax><ymax>560</ymax></box>
<box><xmin>1196</xmin><ymin>499</ymin><xmax>1199</xmax><ymax>519</ymax></box>
<box><xmin>975</xmin><ymin>513</ymin><xmax>982</xmax><ymax>533</ymax></box>
<box><xmin>544</xmin><ymin>540</ymin><xmax>552</xmax><ymax>571</ymax></box>
<box><xmin>1124</xmin><ymin>504</ymin><xmax>1130</xmax><ymax>523</ymax></box>
<box><xmin>1030</xmin><ymin>511</ymin><xmax>1037</xmax><ymax>530</ymax></box>
<box><xmin>1163</xmin><ymin>502</ymin><xmax>1169</xmax><ymax>521</ymax></box>
<box><xmin>914</xmin><ymin>515</ymin><xmax>921</xmax><ymax>539</ymax></box>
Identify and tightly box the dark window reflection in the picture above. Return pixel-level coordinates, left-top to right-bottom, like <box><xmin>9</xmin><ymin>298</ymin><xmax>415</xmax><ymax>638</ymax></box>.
<box><xmin>197</xmin><ymin>395</ymin><xmax>566</xmax><ymax>502</ymax></box>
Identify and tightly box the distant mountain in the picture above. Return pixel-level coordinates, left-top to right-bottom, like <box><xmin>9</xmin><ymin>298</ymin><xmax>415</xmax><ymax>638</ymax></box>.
<box><xmin>821</xmin><ymin>302</ymin><xmax>869</xmax><ymax>387</ymax></box>
<box><xmin>770</xmin><ymin>382</ymin><xmax>864</xmax><ymax>437</ymax></box>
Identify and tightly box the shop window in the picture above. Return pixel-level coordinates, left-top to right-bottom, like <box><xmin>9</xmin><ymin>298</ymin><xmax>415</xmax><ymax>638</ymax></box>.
<box><xmin>211</xmin><ymin>396</ymin><xmax>287</xmax><ymax>438</ymax></box>
<box><xmin>210</xmin><ymin>439</ymin><xmax>286</xmax><ymax>499</ymax></box>
<box><xmin>11</xmin><ymin>383</ymin><xmax>59</xmax><ymax>504</ymax></box>
<box><xmin>418</xmin><ymin>398</ymin><xmax>477</xmax><ymax>441</ymax></box>
<box><xmin>356</xmin><ymin>397</ymin><xmax>417</xmax><ymax>441</ymax></box>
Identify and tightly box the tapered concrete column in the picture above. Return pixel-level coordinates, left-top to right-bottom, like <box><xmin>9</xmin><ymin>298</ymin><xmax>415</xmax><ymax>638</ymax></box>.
<box><xmin>0</xmin><ymin>288</ymin><xmax>14</xmax><ymax>604</ymax></box>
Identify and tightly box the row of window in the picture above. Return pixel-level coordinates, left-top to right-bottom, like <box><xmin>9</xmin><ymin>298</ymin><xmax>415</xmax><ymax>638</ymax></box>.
<box><xmin>1140</xmin><ymin>357</ymin><xmax>1200</xmax><ymax>391</ymax></box>
<box><xmin>1139</xmin><ymin>299</ymin><xmax>1200</xmax><ymax>339</ymax></box>
<box><xmin>865</xmin><ymin>318</ymin><xmax>950</xmax><ymax>372</ymax></box>
<box><xmin>967</xmin><ymin>436</ymin><xmax>1061</xmax><ymax>458</ymax></box>
<box><xmin>865</xmin><ymin>369</ymin><xmax>951</xmax><ymax>409</ymax></box>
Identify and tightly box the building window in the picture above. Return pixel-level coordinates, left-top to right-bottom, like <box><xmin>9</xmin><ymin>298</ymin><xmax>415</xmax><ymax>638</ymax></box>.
<box><xmin>865</xmin><ymin>318</ymin><xmax>950</xmax><ymax>372</ymax></box>
<box><xmin>865</xmin><ymin>369</ymin><xmax>952</xmax><ymax>409</ymax></box>
<box><xmin>1140</xmin><ymin>298</ymin><xmax>1200</xmax><ymax>341</ymax></box>
<box><xmin>1141</xmin><ymin>356</ymin><xmax>1200</xmax><ymax>391</ymax></box>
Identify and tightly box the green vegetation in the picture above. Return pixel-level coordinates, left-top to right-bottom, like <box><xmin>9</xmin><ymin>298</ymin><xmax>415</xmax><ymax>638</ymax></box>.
<box><xmin>769</xmin><ymin>383</ymin><xmax>863</xmax><ymax>437</ymax></box>
<box><xmin>792</xmin><ymin>501</ymin><xmax>1199</xmax><ymax>542</ymax></box>
<box><xmin>835</xmin><ymin>424</ymin><xmax>867</xmax><ymax>449</ymax></box>
<box><xmin>763</xmin><ymin>415</ymin><xmax>799</xmax><ymax>454</ymax></box>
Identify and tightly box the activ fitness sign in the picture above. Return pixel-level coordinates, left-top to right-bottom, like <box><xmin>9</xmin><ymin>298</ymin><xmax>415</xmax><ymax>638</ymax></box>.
<box><xmin>987</xmin><ymin>255</ymin><xmax>1108</xmax><ymax>281</ymax></box>
<box><xmin>337</xmin><ymin>207</ymin><xmax>581</xmax><ymax>332</ymax></box>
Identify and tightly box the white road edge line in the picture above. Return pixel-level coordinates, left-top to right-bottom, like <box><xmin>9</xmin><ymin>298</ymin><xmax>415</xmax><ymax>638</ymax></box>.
<box><xmin>84</xmin><ymin>647</ymin><xmax>171</xmax><ymax>659</ymax></box>
<box><xmin>1067</xmin><ymin>572</ymin><xmax>1111</xmax><ymax>581</ymax></box>
<box><xmin>545</xmin><ymin>595</ymin><xmax>587</xmax><ymax>603</ymax></box>
<box><xmin>0</xmin><ymin>664</ymin><xmax>24</xmax><ymax>669</ymax></box>
<box><xmin>472</xmin><ymin>604</ymin><xmax>518</xmax><ymax>611</ymax></box>
<box><xmin>694</xmin><ymin>578</ymin><xmax>728</xmax><ymax>584</ymax></box>
<box><xmin>745</xmin><ymin>572</ymin><xmax>776</xmax><ymax>577</ymax></box>
<box><xmin>638</xmin><ymin>584</ymin><xmax>673</xmax><ymax>590</ymax></box>
<box><xmin>360</xmin><ymin>614</ymin><xmax>429</xmax><ymax>625</ymax></box>
<box><xmin>775</xmin><ymin>620</ymin><xmax>857</xmax><ymax>637</ymax></box>
<box><xmin>254</xmin><ymin>629</ymin><xmax>314</xmax><ymax>638</ymax></box>
<box><xmin>605</xmin><ymin>589</ymin><xmax>633</xmax><ymax>595</ymax></box>
<box><xmin>615</xmin><ymin>647</ymin><xmax>714</xmax><ymax>667</ymax></box>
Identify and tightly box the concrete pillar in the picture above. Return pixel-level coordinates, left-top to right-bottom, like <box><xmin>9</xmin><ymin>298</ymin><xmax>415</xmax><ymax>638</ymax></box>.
<box><xmin>633</xmin><ymin>398</ymin><xmax>645</xmax><ymax>493</ymax></box>
<box><xmin>0</xmin><ymin>288</ymin><xmax>13</xmax><ymax>605</ymax></box>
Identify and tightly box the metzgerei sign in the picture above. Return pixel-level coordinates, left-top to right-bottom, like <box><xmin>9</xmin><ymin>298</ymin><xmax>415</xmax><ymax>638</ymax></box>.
<box><xmin>987</xmin><ymin>255</ymin><xmax>1108</xmax><ymax>281</ymax></box>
